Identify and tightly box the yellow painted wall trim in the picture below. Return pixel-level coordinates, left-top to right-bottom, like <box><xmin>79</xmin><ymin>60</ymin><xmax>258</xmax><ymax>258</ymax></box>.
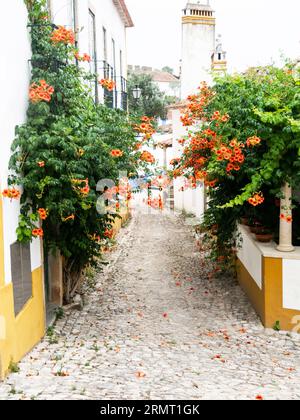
<box><xmin>182</xmin><ymin>16</ymin><xmax>215</xmax><ymax>21</ymax></box>
<box><xmin>264</xmin><ymin>257</ymin><xmax>300</xmax><ymax>331</ymax></box>
<box><xmin>212</xmin><ymin>61</ymin><xmax>227</xmax><ymax>65</ymax></box>
<box><xmin>0</xmin><ymin>267</ymin><xmax>45</xmax><ymax>379</ymax></box>
<box><xmin>182</xmin><ymin>16</ymin><xmax>216</xmax><ymax>25</ymax></box>
<box><xmin>0</xmin><ymin>196</ymin><xmax>4</xmax><ymax>287</ymax></box>
<box><xmin>112</xmin><ymin>208</ymin><xmax>131</xmax><ymax>237</ymax></box>
<box><xmin>237</xmin><ymin>255</ymin><xmax>300</xmax><ymax>332</ymax></box>
<box><xmin>0</xmin><ymin>207</ymin><xmax>129</xmax><ymax>378</ymax></box>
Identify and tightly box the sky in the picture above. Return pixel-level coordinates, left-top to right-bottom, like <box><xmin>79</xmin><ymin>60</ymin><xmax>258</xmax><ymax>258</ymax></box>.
<box><xmin>125</xmin><ymin>0</ymin><xmax>300</xmax><ymax>74</ymax></box>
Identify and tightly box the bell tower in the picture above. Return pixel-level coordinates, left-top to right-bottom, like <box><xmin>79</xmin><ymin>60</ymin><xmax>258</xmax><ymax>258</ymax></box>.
<box><xmin>181</xmin><ymin>1</ymin><xmax>216</xmax><ymax>99</ymax></box>
<box><xmin>212</xmin><ymin>34</ymin><xmax>227</xmax><ymax>74</ymax></box>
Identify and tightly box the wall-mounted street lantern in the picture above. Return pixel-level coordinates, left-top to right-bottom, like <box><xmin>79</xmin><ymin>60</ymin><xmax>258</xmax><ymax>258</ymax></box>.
<box><xmin>132</xmin><ymin>85</ymin><xmax>142</xmax><ymax>100</ymax></box>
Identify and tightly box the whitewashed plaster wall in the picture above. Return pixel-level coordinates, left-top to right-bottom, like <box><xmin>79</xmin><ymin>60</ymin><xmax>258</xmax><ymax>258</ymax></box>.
<box><xmin>155</xmin><ymin>81</ymin><xmax>180</xmax><ymax>98</ymax></box>
<box><xmin>0</xmin><ymin>0</ymin><xmax>42</xmax><ymax>284</ymax></box>
<box><xmin>181</xmin><ymin>21</ymin><xmax>215</xmax><ymax>99</ymax></box>
<box><xmin>283</xmin><ymin>260</ymin><xmax>300</xmax><ymax>311</ymax></box>
<box><xmin>50</xmin><ymin>0</ymin><xmax>129</xmax><ymax>106</ymax></box>
<box><xmin>170</xmin><ymin>108</ymin><xmax>205</xmax><ymax>219</ymax></box>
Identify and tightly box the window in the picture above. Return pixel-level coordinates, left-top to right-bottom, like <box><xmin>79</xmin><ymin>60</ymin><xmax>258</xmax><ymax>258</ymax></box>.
<box><xmin>88</xmin><ymin>10</ymin><xmax>97</xmax><ymax>66</ymax></box>
<box><xmin>120</xmin><ymin>50</ymin><xmax>127</xmax><ymax>110</ymax></box>
<box><xmin>120</xmin><ymin>50</ymin><xmax>123</xmax><ymax>78</ymax></box>
<box><xmin>11</xmin><ymin>242</ymin><xmax>32</xmax><ymax>316</ymax></box>
<box><xmin>112</xmin><ymin>38</ymin><xmax>117</xmax><ymax>106</ymax></box>
<box><xmin>103</xmin><ymin>27</ymin><xmax>107</xmax><ymax>62</ymax></box>
<box><xmin>112</xmin><ymin>38</ymin><xmax>116</xmax><ymax>74</ymax></box>
<box><xmin>47</xmin><ymin>1</ymin><xmax>78</xmax><ymax>30</ymax></box>
<box><xmin>71</xmin><ymin>0</ymin><xmax>78</xmax><ymax>34</ymax></box>
<box><xmin>88</xmin><ymin>9</ymin><xmax>98</xmax><ymax>102</ymax></box>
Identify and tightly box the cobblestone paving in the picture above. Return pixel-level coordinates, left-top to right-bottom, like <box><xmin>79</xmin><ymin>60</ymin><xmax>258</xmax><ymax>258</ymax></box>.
<box><xmin>1</xmin><ymin>207</ymin><xmax>300</xmax><ymax>400</ymax></box>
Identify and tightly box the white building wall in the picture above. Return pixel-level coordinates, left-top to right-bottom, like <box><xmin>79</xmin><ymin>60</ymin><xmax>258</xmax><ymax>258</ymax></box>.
<box><xmin>283</xmin><ymin>260</ymin><xmax>300</xmax><ymax>311</ymax></box>
<box><xmin>0</xmin><ymin>0</ymin><xmax>42</xmax><ymax>284</ymax></box>
<box><xmin>0</xmin><ymin>0</ymin><xmax>131</xmax><ymax>286</ymax></box>
<box><xmin>50</xmin><ymin>0</ymin><xmax>128</xmax><ymax>108</ymax></box>
<box><xmin>170</xmin><ymin>109</ymin><xmax>205</xmax><ymax>220</ymax></box>
<box><xmin>237</xmin><ymin>227</ymin><xmax>263</xmax><ymax>289</ymax></box>
<box><xmin>150</xmin><ymin>133</ymin><xmax>174</xmax><ymax>171</ymax></box>
<box><xmin>170</xmin><ymin>7</ymin><xmax>216</xmax><ymax>219</ymax></box>
<box><xmin>172</xmin><ymin>109</ymin><xmax>186</xmax><ymax>213</ymax></box>
<box><xmin>155</xmin><ymin>81</ymin><xmax>180</xmax><ymax>98</ymax></box>
<box><xmin>174</xmin><ymin>181</ymin><xmax>205</xmax><ymax>219</ymax></box>
<box><xmin>181</xmin><ymin>21</ymin><xmax>215</xmax><ymax>99</ymax></box>
<box><xmin>49</xmin><ymin>0</ymin><xmax>74</xmax><ymax>26</ymax></box>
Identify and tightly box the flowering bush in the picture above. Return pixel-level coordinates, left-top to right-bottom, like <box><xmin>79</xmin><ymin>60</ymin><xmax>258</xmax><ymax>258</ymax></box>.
<box><xmin>248</xmin><ymin>193</ymin><xmax>264</xmax><ymax>207</ymax></box>
<box><xmin>50</xmin><ymin>25</ymin><xmax>75</xmax><ymax>45</ymax></box>
<box><xmin>38</xmin><ymin>208</ymin><xmax>48</xmax><ymax>220</ymax></box>
<box><xmin>173</xmin><ymin>64</ymin><xmax>300</xmax><ymax>267</ymax></box>
<box><xmin>29</xmin><ymin>80</ymin><xmax>54</xmax><ymax>103</ymax></box>
<box><xmin>133</xmin><ymin>116</ymin><xmax>156</xmax><ymax>141</ymax></box>
<box><xmin>2</xmin><ymin>188</ymin><xmax>21</xmax><ymax>200</ymax></box>
<box><xmin>99</xmin><ymin>79</ymin><xmax>116</xmax><ymax>92</ymax></box>
<box><xmin>110</xmin><ymin>149</ymin><xmax>124</xmax><ymax>158</ymax></box>
<box><xmin>8</xmin><ymin>0</ymin><xmax>154</xmax><ymax>303</ymax></box>
<box><xmin>32</xmin><ymin>228</ymin><xmax>44</xmax><ymax>237</ymax></box>
<box><xmin>74</xmin><ymin>51</ymin><xmax>91</xmax><ymax>63</ymax></box>
<box><xmin>140</xmin><ymin>151</ymin><xmax>156</xmax><ymax>164</ymax></box>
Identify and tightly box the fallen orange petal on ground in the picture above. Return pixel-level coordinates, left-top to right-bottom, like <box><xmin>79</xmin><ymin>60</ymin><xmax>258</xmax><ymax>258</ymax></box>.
<box><xmin>136</xmin><ymin>371</ymin><xmax>146</xmax><ymax>378</ymax></box>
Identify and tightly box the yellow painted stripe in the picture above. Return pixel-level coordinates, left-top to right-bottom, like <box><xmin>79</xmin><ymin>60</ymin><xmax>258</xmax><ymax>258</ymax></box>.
<box><xmin>264</xmin><ymin>257</ymin><xmax>300</xmax><ymax>331</ymax></box>
<box><xmin>182</xmin><ymin>16</ymin><xmax>216</xmax><ymax>25</ymax></box>
<box><xmin>0</xmin><ymin>268</ymin><xmax>45</xmax><ymax>379</ymax></box>
<box><xmin>237</xmin><ymin>252</ymin><xmax>300</xmax><ymax>332</ymax></box>
<box><xmin>182</xmin><ymin>15</ymin><xmax>215</xmax><ymax>21</ymax></box>
<box><xmin>0</xmin><ymin>194</ymin><xmax>4</xmax><ymax>287</ymax></box>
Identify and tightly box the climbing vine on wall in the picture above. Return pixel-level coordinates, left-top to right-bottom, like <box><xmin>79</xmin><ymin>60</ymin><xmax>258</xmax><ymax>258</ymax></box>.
<box><xmin>5</xmin><ymin>0</ymin><xmax>154</xmax><ymax>303</ymax></box>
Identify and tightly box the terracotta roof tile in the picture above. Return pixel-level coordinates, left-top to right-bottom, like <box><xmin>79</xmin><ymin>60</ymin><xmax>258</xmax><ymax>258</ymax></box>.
<box><xmin>151</xmin><ymin>71</ymin><xmax>180</xmax><ymax>83</ymax></box>
<box><xmin>129</xmin><ymin>66</ymin><xmax>179</xmax><ymax>83</ymax></box>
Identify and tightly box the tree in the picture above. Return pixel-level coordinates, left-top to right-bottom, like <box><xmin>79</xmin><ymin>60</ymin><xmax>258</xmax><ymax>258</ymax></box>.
<box><xmin>172</xmin><ymin>64</ymin><xmax>300</xmax><ymax>267</ymax></box>
<box><xmin>162</xmin><ymin>66</ymin><xmax>174</xmax><ymax>75</ymax></box>
<box><xmin>128</xmin><ymin>73</ymin><xmax>170</xmax><ymax>120</ymax></box>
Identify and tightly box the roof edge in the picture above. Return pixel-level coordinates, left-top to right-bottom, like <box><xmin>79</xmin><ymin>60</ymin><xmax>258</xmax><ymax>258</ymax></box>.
<box><xmin>167</xmin><ymin>100</ymin><xmax>188</xmax><ymax>110</ymax></box>
<box><xmin>113</xmin><ymin>0</ymin><xmax>134</xmax><ymax>28</ymax></box>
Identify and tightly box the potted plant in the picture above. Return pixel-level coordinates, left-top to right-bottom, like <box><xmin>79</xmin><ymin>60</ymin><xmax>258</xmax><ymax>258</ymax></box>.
<box><xmin>249</xmin><ymin>221</ymin><xmax>264</xmax><ymax>234</ymax></box>
<box><xmin>255</xmin><ymin>228</ymin><xmax>273</xmax><ymax>243</ymax></box>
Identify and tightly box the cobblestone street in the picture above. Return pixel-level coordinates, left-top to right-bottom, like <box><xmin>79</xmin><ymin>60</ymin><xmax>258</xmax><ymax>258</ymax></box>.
<box><xmin>1</xmin><ymin>206</ymin><xmax>300</xmax><ymax>400</ymax></box>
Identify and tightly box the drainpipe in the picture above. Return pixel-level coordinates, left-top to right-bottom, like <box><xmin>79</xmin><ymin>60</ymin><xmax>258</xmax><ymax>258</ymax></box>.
<box><xmin>277</xmin><ymin>182</ymin><xmax>295</xmax><ymax>252</ymax></box>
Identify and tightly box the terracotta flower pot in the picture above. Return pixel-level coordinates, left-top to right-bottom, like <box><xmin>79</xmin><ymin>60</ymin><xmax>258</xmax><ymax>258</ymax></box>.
<box><xmin>250</xmin><ymin>226</ymin><xmax>264</xmax><ymax>234</ymax></box>
<box><xmin>255</xmin><ymin>233</ymin><xmax>273</xmax><ymax>243</ymax></box>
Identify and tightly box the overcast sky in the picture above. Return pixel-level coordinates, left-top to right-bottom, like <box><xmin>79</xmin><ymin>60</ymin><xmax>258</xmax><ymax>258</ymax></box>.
<box><xmin>125</xmin><ymin>0</ymin><xmax>300</xmax><ymax>74</ymax></box>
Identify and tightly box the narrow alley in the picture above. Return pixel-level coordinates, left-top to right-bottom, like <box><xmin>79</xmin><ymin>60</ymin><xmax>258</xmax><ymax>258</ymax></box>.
<box><xmin>0</xmin><ymin>207</ymin><xmax>300</xmax><ymax>400</ymax></box>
